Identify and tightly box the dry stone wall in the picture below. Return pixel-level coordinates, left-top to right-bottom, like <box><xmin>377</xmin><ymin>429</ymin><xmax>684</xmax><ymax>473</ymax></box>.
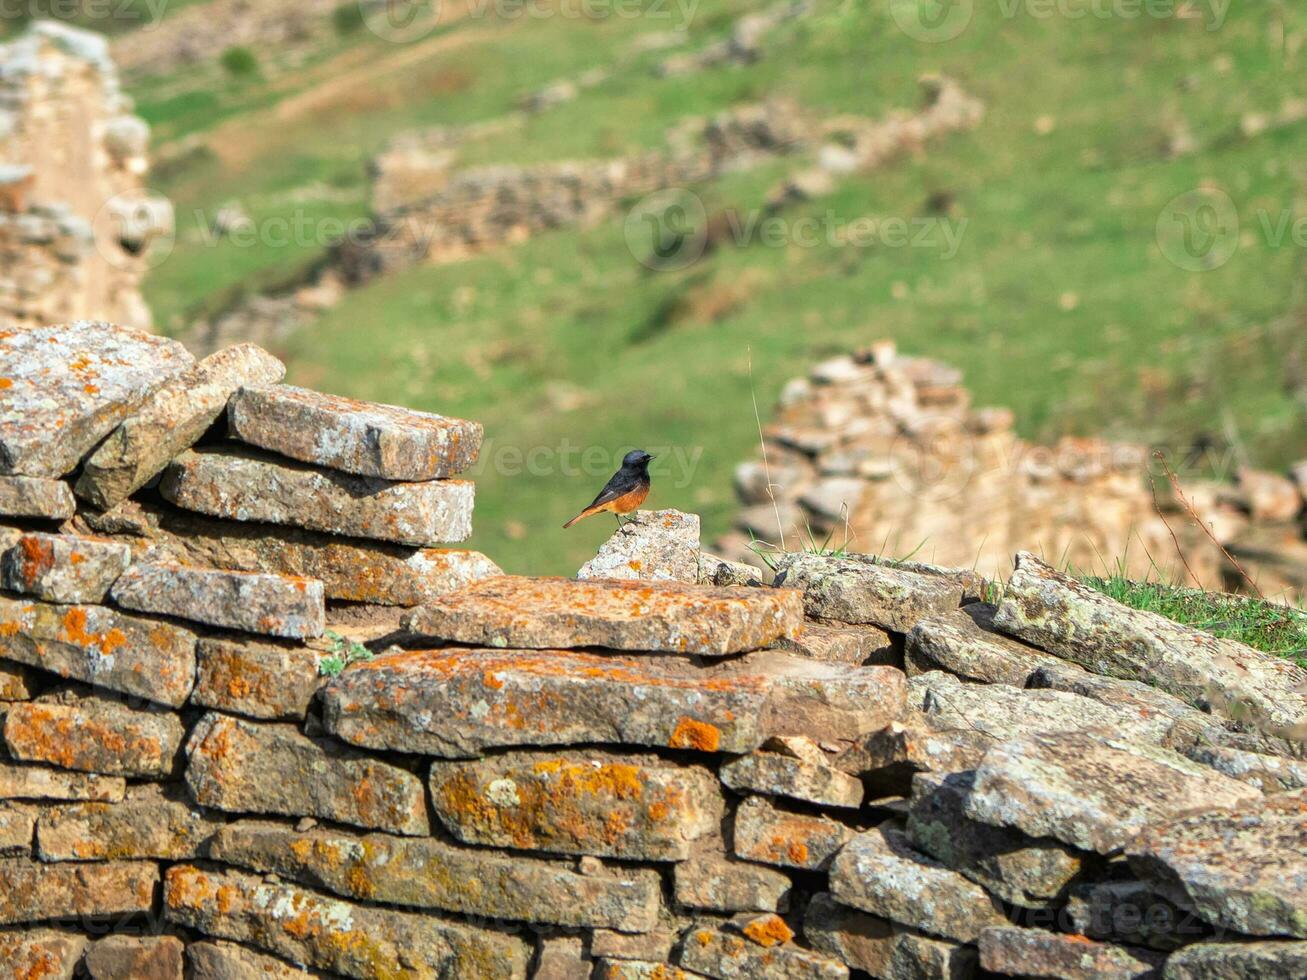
<box><xmin>2</xmin><ymin>319</ymin><xmax>1306</xmax><ymax>978</ymax></box>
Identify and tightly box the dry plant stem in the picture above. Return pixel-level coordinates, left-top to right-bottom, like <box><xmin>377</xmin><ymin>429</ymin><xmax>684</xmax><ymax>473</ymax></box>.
<box><xmin>749</xmin><ymin>348</ymin><xmax>787</xmax><ymax>552</ymax></box>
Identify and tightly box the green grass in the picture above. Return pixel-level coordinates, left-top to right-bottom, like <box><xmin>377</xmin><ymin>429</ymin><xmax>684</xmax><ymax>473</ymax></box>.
<box><xmin>1085</xmin><ymin>577</ymin><xmax>1307</xmax><ymax>666</ymax></box>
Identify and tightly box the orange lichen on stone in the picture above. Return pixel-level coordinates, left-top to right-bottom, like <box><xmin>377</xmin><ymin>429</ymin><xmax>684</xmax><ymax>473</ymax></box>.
<box><xmin>669</xmin><ymin>716</ymin><xmax>721</xmax><ymax>752</ymax></box>
<box><xmin>742</xmin><ymin>914</ymin><xmax>794</xmax><ymax>948</ymax></box>
<box><xmin>57</xmin><ymin>608</ymin><xmax>127</xmax><ymax>656</ymax></box>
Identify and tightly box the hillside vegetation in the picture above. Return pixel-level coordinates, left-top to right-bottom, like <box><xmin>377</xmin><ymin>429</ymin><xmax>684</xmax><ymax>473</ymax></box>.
<box><xmin>103</xmin><ymin>0</ymin><xmax>1307</xmax><ymax>573</ymax></box>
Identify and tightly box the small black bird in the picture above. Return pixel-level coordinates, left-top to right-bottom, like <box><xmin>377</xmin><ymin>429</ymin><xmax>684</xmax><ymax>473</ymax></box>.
<box><xmin>563</xmin><ymin>450</ymin><xmax>654</xmax><ymax>529</ymax></box>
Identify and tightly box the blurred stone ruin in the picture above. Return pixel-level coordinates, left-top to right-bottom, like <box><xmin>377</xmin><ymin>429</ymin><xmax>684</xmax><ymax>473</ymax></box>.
<box><xmin>0</xmin><ymin>22</ymin><xmax>170</xmax><ymax>332</ymax></box>
<box><xmin>1</xmin><ymin>321</ymin><xmax>1305</xmax><ymax>978</ymax></box>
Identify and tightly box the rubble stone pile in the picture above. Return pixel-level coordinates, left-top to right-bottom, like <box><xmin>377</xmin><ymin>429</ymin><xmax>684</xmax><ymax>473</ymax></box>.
<box><xmin>3</xmin><ymin>321</ymin><xmax>1305</xmax><ymax>978</ymax></box>
<box><xmin>0</xmin><ymin>23</ymin><xmax>169</xmax><ymax>331</ymax></box>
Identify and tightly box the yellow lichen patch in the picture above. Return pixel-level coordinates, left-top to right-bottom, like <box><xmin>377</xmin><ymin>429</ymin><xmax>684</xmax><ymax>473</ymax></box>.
<box><xmin>742</xmin><ymin>914</ymin><xmax>794</xmax><ymax>948</ymax></box>
<box><xmin>669</xmin><ymin>716</ymin><xmax>721</xmax><ymax>752</ymax></box>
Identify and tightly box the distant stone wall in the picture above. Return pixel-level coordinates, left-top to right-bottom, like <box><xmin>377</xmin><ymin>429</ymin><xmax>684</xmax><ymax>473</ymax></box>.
<box><xmin>0</xmin><ymin>22</ymin><xmax>168</xmax><ymax>330</ymax></box>
<box><xmin>1</xmin><ymin>321</ymin><xmax>1305</xmax><ymax>977</ymax></box>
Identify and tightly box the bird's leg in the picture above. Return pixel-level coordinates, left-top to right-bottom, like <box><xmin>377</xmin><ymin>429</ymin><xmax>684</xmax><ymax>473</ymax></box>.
<box><xmin>614</xmin><ymin>514</ymin><xmax>625</xmax><ymax>530</ymax></box>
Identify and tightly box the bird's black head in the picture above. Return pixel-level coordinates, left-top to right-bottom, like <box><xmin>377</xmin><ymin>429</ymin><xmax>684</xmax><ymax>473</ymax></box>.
<box><xmin>622</xmin><ymin>449</ymin><xmax>654</xmax><ymax>471</ymax></box>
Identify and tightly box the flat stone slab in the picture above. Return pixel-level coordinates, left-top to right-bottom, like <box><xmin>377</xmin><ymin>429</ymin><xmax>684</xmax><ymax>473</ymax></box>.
<box><xmin>0</xmin><ymin>761</ymin><xmax>125</xmax><ymax>802</ymax></box>
<box><xmin>0</xmin><ymin>857</ymin><xmax>157</xmax><ymax>924</ymax></box>
<box><xmin>192</xmin><ymin>636</ymin><xmax>329</xmax><ymax>720</ymax></box>
<box><xmin>82</xmin><ymin>499</ymin><xmax>502</xmax><ymax>606</ymax></box>
<box><xmin>112</xmin><ymin>562</ymin><xmax>326</xmax><ymax>639</ymax></box>
<box><xmin>978</xmin><ymin>927</ymin><xmax>1163</xmax><ymax>979</ymax></box>
<box><xmin>720</xmin><ymin>744</ymin><xmax>864</xmax><ymax>809</ymax></box>
<box><xmin>1181</xmin><ymin>744</ymin><xmax>1307</xmax><ymax>794</ymax></box>
<box><xmin>403</xmin><ymin>576</ymin><xmax>804</xmax><ymax>656</ymax></box>
<box><xmin>1066</xmin><ymin>880</ymin><xmax>1208</xmax><ymax>952</ymax></box>
<box><xmin>188</xmin><ymin>941</ymin><xmax>320</xmax><ymax>980</ymax></box>
<box><xmin>323</xmin><ymin>647</ymin><xmax>906</xmax><ymax>757</ymax></box>
<box><xmin>0</xmin><ymin>804</ymin><xmax>34</xmax><ymax>855</ymax></box>
<box><xmin>0</xmin><ymin>595</ymin><xmax>197</xmax><ymax>707</ymax></box>
<box><xmin>0</xmin><ymin>321</ymin><xmax>194</xmax><ymax>477</ymax></box>
<box><xmin>772</xmin><ymin>553</ymin><xmax>964</xmax><ymax>631</ymax></box>
<box><xmin>164</xmin><ymin>864</ymin><xmax>532</xmax><ymax>979</ymax></box>
<box><xmin>804</xmin><ymin>893</ymin><xmax>978</xmax><ymax>980</ymax></box>
<box><xmin>85</xmin><ymin>936</ymin><xmax>185</xmax><ymax>980</ymax></box>
<box><xmin>186</xmin><ymin>713</ymin><xmax>428</xmax><ymax>835</ymax></box>
<box><xmin>209</xmin><ymin>819</ymin><xmax>661</xmax><ymax>932</ymax></box>
<box><xmin>965</xmin><ymin>731</ymin><xmax>1262</xmax><ymax>854</ymax></box>
<box><xmin>0</xmin><ymin>930</ymin><xmax>87</xmax><ymax>979</ymax></box>
<box><xmin>0</xmin><ymin>661</ymin><xmax>36</xmax><ymax>701</ymax></box>
<box><xmin>37</xmin><ymin>783</ymin><xmax>223</xmax><ymax>862</ymax></box>
<box><xmin>0</xmin><ymin>474</ymin><xmax>75</xmax><ymax>518</ymax></box>
<box><xmin>4</xmin><ymin>693</ymin><xmax>185</xmax><ymax>778</ymax></box>
<box><xmin>229</xmin><ymin>384</ymin><xmax>483</xmax><ymax>480</ymax></box>
<box><xmin>906</xmin><ymin>605</ymin><xmax>1064</xmax><ymax>685</ymax></box>
<box><xmin>994</xmin><ymin>551</ymin><xmax>1307</xmax><ymax>736</ymax></box>
<box><xmin>834</xmin><ymin>718</ymin><xmax>996</xmax><ymax>794</ymax></box>
<box><xmin>76</xmin><ymin>342</ymin><xmax>285</xmax><ymax>509</ymax></box>
<box><xmin>1</xmin><ymin>531</ymin><xmax>132</xmax><ymax>602</ymax></box>
<box><xmin>161</xmin><ymin>447</ymin><xmax>475</xmax><ymax>546</ymax></box>
<box><xmin>733</xmin><ymin>795</ymin><xmax>855</xmax><ymax>871</ymax></box>
<box><xmin>673</xmin><ymin>854</ymin><xmax>793</xmax><ymax>913</ymax></box>
<box><xmin>829</xmin><ymin>826</ymin><xmax>1008</xmax><ymax>943</ymax></box>
<box><xmin>429</xmin><ymin>749</ymin><xmax>723</xmax><ymax>861</ymax></box>
<box><xmin>1128</xmin><ymin>788</ymin><xmax>1307</xmax><ymax>938</ymax></box>
<box><xmin>1165</xmin><ymin>940</ymin><xmax>1307</xmax><ymax>979</ymax></box>
<box><xmin>595</xmin><ymin>961</ymin><xmax>710</xmax><ymax>980</ymax></box>
<box><xmin>677</xmin><ymin>923</ymin><xmax>849</xmax><ymax>980</ymax></box>
<box><xmin>773</xmin><ymin>620</ymin><xmax>896</xmax><ymax>666</ymax></box>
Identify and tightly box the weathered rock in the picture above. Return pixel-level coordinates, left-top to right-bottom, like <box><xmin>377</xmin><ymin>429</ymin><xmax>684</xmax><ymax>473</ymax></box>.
<box><xmin>4</xmin><ymin>694</ymin><xmax>184</xmax><ymax>777</ymax></box>
<box><xmin>228</xmin><ymin>384</ymin><xmax>482</xmax><ymax>481</ymax></box>
<box><xmin>1164</xmin><ymin>940</ymin><xmax>1307</xmax><ymax>979</ymax></box>
<box><xmin>1235</xmin><ymin>467</ymin><xmax>1303</xmax><ymax>522</ymax></box>
<box><xmin>0</xmin><ymin>595</ymin><xmax>196</xmax><ymax>706</ymax></box>
<box><xmin>907</xmin><ymin>770</ymin><xmax>1084</xmax><ymax>908</ymax></box>
<box><xmin>966</xmin><ymin>731</ymin><xmax>1262</xmax><ymax>854</ymax></box>
<box><xmin>0</xmin><ymin>857</ymin><xmax>157</xmax><ymax>924</ymax></box>
<box><xmin>185</xmin><ymin>713</ymin><xmax>428</xmax><ymax>835</ymax></box>
<box><xmin>773</xmin><ymin>621</ymin><xmax>897</xmax><ymax>666</ymax></box>
<box><xmin>0</xmin><ymin>929</ymin><xmax>87</xmax><ymax>979</ymax></box>
<box><xmin>429</xmin><ymin>750</ymin><xmax>722</xmax><ymax>861</ymax></box>
<box><xmin>1066</xmin><ymin>880</ymin><xmax>1210</xmax><ymax>952</ymax></box>
<box><xmin>578</xmin><ymin>509</ymin><xmax>702</xmax><ymax>582</ymax></box>
<box><xmin>0</xmin><ymin>804</ymin><xmax>34</xmax><ymax>854</ymax></box>
<box><xmin>674</xmin><ymin>855</ymin><xmax>792</xmax><ymax>913</ymax></box>
<box><xmin>85</xmin><ymin>935</ymin><xmax>185</xmax><ymax>980</ymax></box>
<box><xmin>834</xmin><ymin>717</ymin><xmax>996</xmax><ymax>794</ymax></box>
<box><xmin>910</xmin><ymin>671</ymin><xmax>1177</xmax><ymax>744</ymax></box>
<box><xmin>0</xmin><ymin>761</ymin><xmax>124</xmax><ymax>802</ymax></box>
<box><xmin>323</xmin><ymin>647</ymin><xmax>906</xmax><ymax>757</ymax></box>
<box><xmin>829</xmin><ymin>826</ymin><xmax>1007</xmax><ymax>943</ymax></box>
<box><xmin>208</xmin><ymin>819</ymin><xmax>662</xmax><ymax>931</ymax></box>
<box><xmin>75</xmin><ymin>343</ymin><xmax>286</xmax><ymax>509</ymax></box>
<box><xmin>0</xmin><ymin>474</ymin><xmax>76</xmax><ymax>518</ymax></box>
<box><xmin>1</xmin><ymin>531</ymin><xmax>131</xmax><ymax>602</ymax></box>
<box><xmin>164</xmin><ymin>864</ymin><xmax>531</xmax><ymax>979</ymax></box>
<box><xmin>906</xmin><ymin>606</ymin><xmax>1063</xmax><ymax>685</ymax></box>
<box><xmin>772</xmin><ymin>553</ymin><xmax>963</xmax><ymax>631</ymax></box>
<box><xmin>0</xmin><ymin>661</ymin><xmax>38</xmax><ymax>701</ymax></box>
<box><xmin>978</xmin><ymin>927</ymin><xmax>1163</xmax><ymax>979</ymax></box>
<box><xmin>192</xmin><ymin>636</ymin><xmax>328</xmax><ymax>720</ymax></box>
<box><xmin>700</xmin><ymin>552</ymin><xmax>766</xmax><ymax>587</ymax></box>
<box><xmin>112</xmin><ymin>562</ymin><xmax>325</xmax><ymax>639</ymax></box>
<box><xmin>1128</xmin><ymin>788</ymin><xmax>1307</xmax><ymax>938</ymax></box>
<box><xmin>80</xmin><ymin>499</ymin><xmax>502</xmax><ymax>606</ymax></box>
<box><xmin>720</xmin><ymin>746</ymin><xmax>863</xmax><ymax>809</ymax></box>
<box><xmin>595</xmin><ymin>961</ymin><xmax>709</xmax><ymax>980</ymax></box>
<box><xmin>162</xmin><ymin>447</ymin><xmax>474</xmax><ymax>546</ymax></box>
<box><xmin>187</xmin><ymin>941</ymin><xmax>319</xmax><ymax>979</ymax></box>
<box><xmin>37</xmin><ymin>783</ymin><xmax>222</xmax><ymax>861</ymax></box>
<box><xmin>0</xmin><ymin>321</ymin><xmax>193</xmax><ymax>477</ymax></box>
<box><xmin>534</xmin><ymin>935</ymin><xmax>591</xmax><ymax>980</ymax></box>
<box><xmin>1180</xmin><ymin>744</ymin><xmax>1307</xmax><ymax>794</ymax></box>
<box><xmin>994</xmin><ymin>552</ymin><xmax>1307</xmax><ymax>737</ymax></box>
<box><xmin>733</xmin><ymin>796</ymin><xmax>856</xmax><ymax>871</ymax></box>
<box><xmin>804</xmin><ymin>892</ymin><xmax>978</xmax><ymax>979</ymax></box>
<box><xmin>678</xmin><ymin>922</ymin><xmax>849</xmax><ymax>979</ymax></box>
<box><xmin>404</xmin><ymin>575</ymin><xmax>803</xmax><ymax>656</ymax></box>
<box><xmin>591</xmin><ymin>928</ymin><xmax>679</xmax><ymax>964</ymax></box>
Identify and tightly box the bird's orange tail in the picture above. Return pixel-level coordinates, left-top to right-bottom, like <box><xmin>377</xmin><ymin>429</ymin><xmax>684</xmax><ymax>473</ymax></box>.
<box><xmin>562</xmin><ymin>510</ymin><xmax>591</xmax><ymax>529</ymax></box>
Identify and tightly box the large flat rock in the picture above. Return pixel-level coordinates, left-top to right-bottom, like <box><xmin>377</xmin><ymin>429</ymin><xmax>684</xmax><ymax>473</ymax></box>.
<box><xmin>1164</xmin><ymin>940</ymin><xmax>1307</xmax><ymax>979</ymax></box>
<box><xmin>164</xmin><ymin>864</ymin><xmax>531</xmax><ymax>979</ymax></box>
<box><xmin>906</xmin><ymin>605</ymin><xmax>1064</xmax><ymax>685</ymax></box>
<box><xmin>37</xmin><ymin>783</ymin><xmax>223</xmax><ymax>862</ymax></box>
<box><xmin>209</xmin><ymin>820</ymin><xmax>662</xmax><ymax>931</ymax></box>
<box><xmin>0</xmin><ymin>594</ymin><xmax>197</xmax><ymax>707</ymax></box>
<box><xmin>403</xmin><ymin>576</ymin><xmax>804</xmax><ymax>655</ymax></box>
<box><xmin>0</xmin><ymin>321</ymin><xmax>193</xmax><ymax>477</ymax></box>
<box><xmin>228</xmin><ymin>384</ymin><xmax>482</xmax><ymax>481</ymax></box>
<box><xmin>994</xmin><ymin>552</ymin><xmax>1307</xmax><ymax>737</ymax></box>
<box><xmin>85</xmin><ymin>936</ymin><xmax>185</xmax><ymax>980</ymax></box>
<box><xmin>112</xmin><ymin>562</ymin><xmax>325</xmax><ymax>639</ymax></box>
<box><xmin>323</xmin><ymin>647</ymin><xmax>905</xmax><ymax>757</ymax></box>
<box><xmin>4</xmin><ymin>693</ymin><xmax>185</xmax><ymax>778</ymax></box>
<box><xmin>80</xmin><ymin>499</ymin><xmax>501</xmax><ymax>606</ymax></box>
<box><xmin>75</xmin><ymin>343</ymin><xmax>285</xmax><ymax>509</ymax></box>
<box><xmin>0</xmin><ymin>857</ymin><xmax>157</xmax><ymax>924</ymax></box>
<box><xmin>0</xmin><ymin>761</ymin><xmax>125</xmax><ymax>802</ymax></box>
<box><xmin>429</xmin><ymin>749</ymin><xmax>723</xmax><ymax>861</ymax></box>
<box><xmin>804</xmin><ymin>893</ymin><xmax>978</xmax><ymax>980</ymax></box>
<box><xmin>720</xmin><ymin>742</ymin><xmax>864</xmax><ymax>809</ymax></box>
<box><xmin>1128</xmin><ymin>788</ymin><xmax>1307</xmax><ymax>938</ymax></box>
<box><xmin>772</xmin><ymin>553</ymin><xmax>964</xmax><ymax>631</ymax></box>
<box><xmin>733</xmin><ymin>795</ymin><xmax>856</xmax><ymax>871</ymax></box>
<box><xmin>677</xmin><ymin>922</ymin><xmax>849</xmax><ymax>980</ymax></box>
<box><xmin>673</xmin><ymin>854</ymin><xmax>793</xmax><ymax>913</ymax></box>
<box><xmin>192</xmin><ymin>636</ymin><xmax>329</xmax><ymax>720</ymax></box>
<box><xmin>965</xmin><ymin>731</ymin><xmax>1262</xmax><ymax>854</ymax></box>
<box><xmin>161</xmin><ymin>447</ymin><xmax>474</xmax><ymax>546</ymax></box>
<box><xmin>978</xmin><ymin>927</ymin><xmax>1163</xmax><ymax>979</ymax></box>
<box><xmin>187</xmin><ymin>941</ymin><xmax>320</xmax><ymax>980</ymax></box>
<box><xmin>0</xmin><ymin>474</ymin><xmax>76</xmax><ymax>518</ymax></box>
<box><xmin>185</xmin><ymin>713</ymin><xmax>428</xmax><ymax>835</ymax></box>
<box><xmin>834</xmin><ymin>717</ymin><xmax>996</xmax><ymax>795</ymax></box>
<box><xmin>0</xmin><ymin>930</ymin><xmax>87</xmax><ymax>979</ymax></box>
<box><xmin>1</xmin><ymin>531</ymin><xmax>132</xmax><ymax>602</ymax></box>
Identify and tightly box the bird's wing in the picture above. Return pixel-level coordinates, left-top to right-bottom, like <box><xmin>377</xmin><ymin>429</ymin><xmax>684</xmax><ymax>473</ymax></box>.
<box><xmin>583</xmin><ymin>473</ymin><xmax>637</xmax><ymax>513</ymax></box>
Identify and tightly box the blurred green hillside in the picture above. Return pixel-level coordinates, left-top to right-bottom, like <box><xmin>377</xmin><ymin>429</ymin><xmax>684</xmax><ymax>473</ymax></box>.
<box><xmin>99</xmin><ymin>0</ymin><xmax>1307</xmax><ymax>573</ymax></box>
